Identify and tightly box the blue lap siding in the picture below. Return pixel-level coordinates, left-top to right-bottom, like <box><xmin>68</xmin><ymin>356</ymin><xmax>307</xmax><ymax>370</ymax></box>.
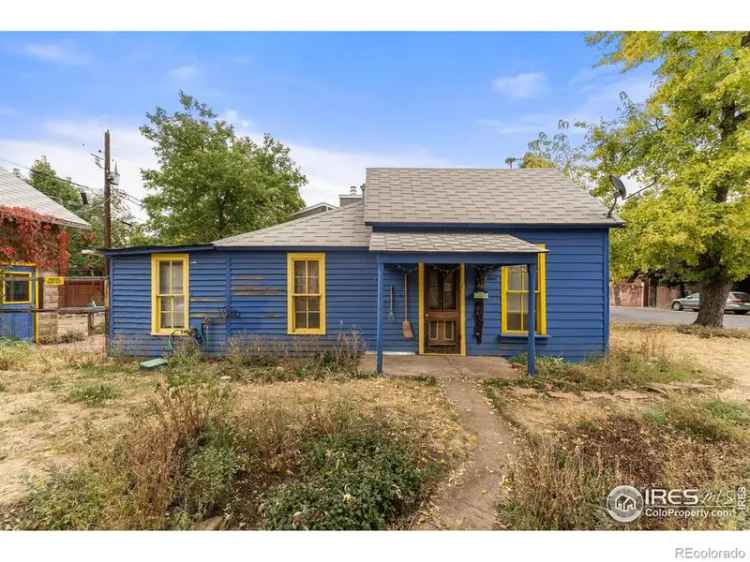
<box><xmin>108</xmin><ymin>228</ymin><xmax>608</xmax><ymax>361</ymax></box>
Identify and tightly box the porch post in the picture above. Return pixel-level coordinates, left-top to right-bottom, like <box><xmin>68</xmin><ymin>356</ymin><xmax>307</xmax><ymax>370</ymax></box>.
<box><xmin>527</xmin><ymin>261</ymin><xmax>536</xmax><ymax>377</ymax></box>
<box><xmin>376</xmin><ymin>259</ymin><xmax>384</xmax><ymax>374</ymax></box>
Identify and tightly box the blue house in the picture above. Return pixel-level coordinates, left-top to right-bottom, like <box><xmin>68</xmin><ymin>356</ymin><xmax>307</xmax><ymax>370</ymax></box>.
<box><xmin>103</xmin><ymin>168</ymin><xmax>620</xmax><ymax>375</ymax></box>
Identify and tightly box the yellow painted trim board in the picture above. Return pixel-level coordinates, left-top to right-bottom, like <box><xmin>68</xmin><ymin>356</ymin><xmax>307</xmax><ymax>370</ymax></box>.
<box><xmin>34</xmin><ymin>267</ymin><xmax>40</xmax><ymax>342</ymax></box>
<box><xmin>287</xmin><ymin>252</ymin><xmax>326</xmax><ymax>335</ymax></box>
<box><xmin>150</xmin><ymin>253</ymin><xmax>190</xmax><ymax>336</ymax></box>
<box><xmin>418</xmin><ymin>263</ymin><xmax>424</xmax><ymax>355</ymax></box>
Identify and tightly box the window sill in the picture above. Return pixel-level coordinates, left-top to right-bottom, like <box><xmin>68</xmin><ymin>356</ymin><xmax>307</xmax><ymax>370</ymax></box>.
<box><xmin>499</xmin><ymin>333</ymin><xmax>550</xmax><ymax>340</ymax></box>
<box><xmin>151</xmin><ymin>330</ymin><xmax>190</xmax><ymax>337</ymax></box>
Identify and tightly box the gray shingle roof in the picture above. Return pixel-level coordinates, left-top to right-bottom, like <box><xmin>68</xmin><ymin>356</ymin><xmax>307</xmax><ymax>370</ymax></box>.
<box><xmin>369</xmin><ymin>231</ymin><xmax>545</xmax><ymax>253</ymax></box>
<box><xmin>0</xmin><ymin>167</ymin><xmax>90</xmax><ymax>229</ymax></box>
<box><xmin>364</xmin><ymin>167</ymin><xmax>620</xmax><ymax>226</ymax></box>
<box><xmin>213</xmin><ymin>200</ymin><xmax>371</xmax><ymax>247</ymax></box>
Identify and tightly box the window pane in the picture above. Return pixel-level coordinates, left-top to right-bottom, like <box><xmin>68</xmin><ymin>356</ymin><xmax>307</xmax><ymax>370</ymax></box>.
<box><xmin>161</xmin><ymin>311</ymin><xmax>171</xmax><ymax>328</ymax></box>
<box><xmin>506</xmin><ymin>311</ymin><xmax>524</xmax><ymax>332</ymax></box>
<box><xmin>159</xmin><ymin>262</ymin><xmax>170</xmax><ymax>293</ymax></box>
<box><xmin>307</xmin><ymin>261</ymin><xmax>319</xmax><ymax>293</ymax></box>
<box><xmin>171</xmin><ymin>262</ymin><xmax>183</xmax><ymax>292</ymax></box>
<box><xmin>295</xmin><ymin>311</ymin><xmax>307</xmax><ymax>329</ymax></box>
<box><xmin>294</xmin><ymin>296</ymin><xmax>308</xmax><ymax>315</ymax></box>
<box><xmin>507</xmin><ymin>292</ymin><xmax>524</xmax><ymax>313</ymax></box>
<box><xmin>307</xmin><ymin>296</ymin><xmax>320</xmax><ymax>312</ymax></box>
<box><xmin>173</xmin><ymin>297</ymin><xmax>185</xmax><ymax>328</ymax></box>
<box><xmin>5</xmin><ymin>275</ymin><xmax>30</xmax><ymax>302</ymax></box>
<box><xmin>508</xmin><ymin>267</ymin><xmax>525</xmax><ymax>291</ymax></box>
<box><xmin>308</xmin><ymin>312</ymin><xmax>320</xmax><ymax>329</ymax></box>
<box><xmin>294</xmin><ymin>261</ymin><xmax>306</xmax><ymax>293</ymax></box>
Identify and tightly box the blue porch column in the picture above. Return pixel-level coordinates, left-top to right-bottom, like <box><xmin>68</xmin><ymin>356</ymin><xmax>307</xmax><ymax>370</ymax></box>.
<box><xmin>376</xmin><ymin>259</ymin><xmax>384</xmax><ymax>373</ymax></box>
<box><xmin>527</xmin><ymin>261</ymin><xmax>536</xmax><ymax>377</ymax></box>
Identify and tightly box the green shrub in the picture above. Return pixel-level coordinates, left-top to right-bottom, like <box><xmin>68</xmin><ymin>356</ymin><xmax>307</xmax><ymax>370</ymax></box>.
<box><xmin>67</xmin><ymin>383</ymin><xmax>120</xmax><ymax>406</ymax></box>
<box><xmin>21</xmin><ymin>468</ymin><xmax>107</xmax><ymax>530</ymax></box>
<box><xmin>181</xmin><ymin>425</ymin><xmax>241</xmax><ymax>520</ymax></box>
<box><xmin>645</xmin><ymin>399</ymin><xmax>750</xmax><ymax>443</ymax></box>
<box><xmin>261</xmin><ymin>433</ymin><xmax>425</xmax><ymax>530</ymax></box>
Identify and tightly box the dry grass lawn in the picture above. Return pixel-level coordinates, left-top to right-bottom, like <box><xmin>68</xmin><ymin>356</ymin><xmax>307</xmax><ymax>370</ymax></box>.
<box><xmin>485</xmin><ymin>324</ymin><xmax>750</xmax><ymax>530</ymax></box>
<box><xmin>0</xmin><ymin>341</ymin><xmax>468</xmax><ymax>515</ymax></box>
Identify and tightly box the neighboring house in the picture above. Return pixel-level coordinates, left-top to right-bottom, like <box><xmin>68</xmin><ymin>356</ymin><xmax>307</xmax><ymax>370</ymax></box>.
<box><xmin>0</xmin><ymin>167</ymin><xmax>90</xmax><ymax>341</ymax></box>
<box><xmin>102</xmin><ymin>168</ymin><xmax>620</xmax><ymax>374</ymax></box>
<box><xmin>289</xmin><ymin>202</ymin><xmax>338</xmax><ymax>220</ymax></box>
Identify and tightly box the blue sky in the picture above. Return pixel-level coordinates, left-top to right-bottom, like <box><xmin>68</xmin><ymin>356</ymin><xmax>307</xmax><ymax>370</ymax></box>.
<box><xmin>0</xmin><ymin>32</ymin><xmax>655</xmax><ymax>210</ymax></box>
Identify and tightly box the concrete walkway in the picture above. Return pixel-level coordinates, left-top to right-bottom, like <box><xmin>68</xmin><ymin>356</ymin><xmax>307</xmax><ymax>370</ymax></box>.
<box><xmin>359</xmin><ymin>353</ymin><xmax>519</xmax><ymax>529</ymax></box>
<box><xmin>359</xmin><ymin>353</ymin><xmax>517</xmax><ymax>379</ymax></box>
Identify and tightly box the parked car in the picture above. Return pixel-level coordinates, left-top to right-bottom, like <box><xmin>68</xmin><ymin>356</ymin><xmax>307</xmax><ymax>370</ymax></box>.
<box><xmin>671</xmin><ymin>291</ymin><xmax>750</xmax><ymax>314</ymax></box>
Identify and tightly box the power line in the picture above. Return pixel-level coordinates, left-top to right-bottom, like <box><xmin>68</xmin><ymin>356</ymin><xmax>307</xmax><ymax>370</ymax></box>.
<box><xmin>0</xmin><ymin>155</ymin><xmax>145</xmax><ymax>209</ymax></box>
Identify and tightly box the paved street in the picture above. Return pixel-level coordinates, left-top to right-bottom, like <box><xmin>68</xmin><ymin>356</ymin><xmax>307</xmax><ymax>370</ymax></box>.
<box><xmin>612</xmin><ymin>306</ymin><xmax>750</xmax><ymax>329</ymax></box>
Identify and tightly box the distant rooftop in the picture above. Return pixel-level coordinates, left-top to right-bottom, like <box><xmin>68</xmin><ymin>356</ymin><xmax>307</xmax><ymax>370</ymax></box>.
<box><xmin>0</xmin><ymin>167</ymin><xmax>90</xmax><ymax>229</ymax></box>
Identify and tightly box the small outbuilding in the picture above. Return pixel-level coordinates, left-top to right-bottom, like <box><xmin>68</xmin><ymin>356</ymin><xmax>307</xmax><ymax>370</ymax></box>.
<box><xmin>102</xmin><ymin>168</ymin><xmax>621</xmax><ymax>375</ymax></box>
<box><xmin>0</xmin><ymin>167</ymin><xmax>90</xmax><ymax>341</ymax></box>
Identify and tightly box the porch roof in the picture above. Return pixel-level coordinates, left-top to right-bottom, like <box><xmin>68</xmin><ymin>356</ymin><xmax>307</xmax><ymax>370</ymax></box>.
<box><xmin>369</xmin><ymin>231</ymin><xmax>545</xmax><ymax>254</ymax></box>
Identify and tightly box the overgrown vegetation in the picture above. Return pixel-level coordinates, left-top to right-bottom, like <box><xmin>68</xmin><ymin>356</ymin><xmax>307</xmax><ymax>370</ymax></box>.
<box><xmin>498</xmin><ymin>399</ymin><xmax>750</xmax><ymax>530</ymax></box>
<box><xmin>15</xmin><ymin>375</ymin><xmax>453</xmax><ymax>530</ymax></box>
<box><xmin>165</xmin><ymin>331</ymin><xmax>372</xmax><ymax>385</ymax></box>
<box><xmin>495</xmin><ymin>331</ymin><xmax>721</xmax><ymax>392</ymax></box>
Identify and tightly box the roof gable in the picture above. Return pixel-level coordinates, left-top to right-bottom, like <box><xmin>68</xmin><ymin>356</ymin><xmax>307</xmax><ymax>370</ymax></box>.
<box><xmin>363</xmin><ymin>167</ymin><xmax>619</xmax><ymax>226</ymax></box>
<box><xmin>0</xmin><ymin>167</ymin><xmax>90</xmax><ymax>229</ymax></box>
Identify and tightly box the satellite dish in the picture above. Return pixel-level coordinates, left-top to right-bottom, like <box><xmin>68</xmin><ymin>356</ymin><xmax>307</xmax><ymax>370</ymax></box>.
<box><xmin>607</xmin><ymin>175</ymin><xmax>627</xmax><ymax>218</ymax></box>
<box><xmin>609</xmin><ymin>175</ymin><xmax>627</xmax><ymax>199</ymax></box>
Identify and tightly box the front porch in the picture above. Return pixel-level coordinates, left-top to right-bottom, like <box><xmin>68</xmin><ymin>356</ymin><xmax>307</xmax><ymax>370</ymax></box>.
<box><xmin>359</xmin><ymin>353</ymin><xmax>518</xmax><ymax>379</ymax></box>
<box><xmin>371</xmin><ymin>234</ymin><xmax>548</xmax><ymax>376</ymax></box>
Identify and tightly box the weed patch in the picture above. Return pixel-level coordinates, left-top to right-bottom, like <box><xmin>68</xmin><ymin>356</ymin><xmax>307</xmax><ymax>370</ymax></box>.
<box><xmin>499</xmin><ymin>332</ymin><xmax>718</xmax><ymax>393</ymax></box>
<box><xmin>498</xmin><ymin>402</ymin><xmax>749</xmax><ymax>530</ymax></box>
<box><xmin>67</xmin><ymin>383</ymin><xmax>120</xmax><ymax>406</ymax></box>
<box><xmin>16</xmin><ymin>379</ymin><xmax>451</xmax><ymax>530</ymax></box>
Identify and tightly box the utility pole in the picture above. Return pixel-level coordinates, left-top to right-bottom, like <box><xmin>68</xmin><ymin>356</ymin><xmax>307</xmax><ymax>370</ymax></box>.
<box><xmin>102</xmin><ymin>130</ymin><xmax>112</xmax><ymax>352</ymax></box>
<box><xmin>103</xmin><ymin>129</ymin><xmax>112</xmax><ymax>248</ymax></box>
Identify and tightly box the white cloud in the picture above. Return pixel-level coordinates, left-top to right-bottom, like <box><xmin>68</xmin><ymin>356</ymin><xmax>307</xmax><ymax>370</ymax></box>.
<box><xmin>491</xmin><ymin>72</ymin><xmax>546</xmax><ymax>99</ymax></box>
<box><xmin>167</xmin><ymin>65</ymin><xmax>199</xmax><ymax>81</ymax></box>
<box><xmin>480</xmin><ymin>69</ymin><xmax>656</xmax><ymax>139</ymax></box>
<box><xmin>0</xmin><ymin>114</ymin><xmax>455</xmax><ymax>217</ymax></box>
<box><xmin>23</xmin><ymin>42</ymin><xmax>87</xmax><ymax>65</ymax></box>
<box><xmin>218</xmin><ymin>109</ymin><xmax>253</xmax><ymax>129</ymax></box>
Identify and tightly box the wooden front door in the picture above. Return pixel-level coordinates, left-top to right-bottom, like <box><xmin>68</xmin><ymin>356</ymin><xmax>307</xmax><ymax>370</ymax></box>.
<box><xmin>424</xmin><ymin>265</ymin><xmax>460</xmax><ymax>354</ymax></box>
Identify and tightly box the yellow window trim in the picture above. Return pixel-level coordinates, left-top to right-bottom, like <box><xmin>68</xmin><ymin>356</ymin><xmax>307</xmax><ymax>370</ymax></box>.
<box><xmin>150</xmin><ymin>253</ymin><xmax>190</xmax><ymax>336</ymax></box>
<box><xmin>287</xmin><ymin>252</ymin><xmax>326</xmax><ymax>335</ymax></box>
<box><xmin>501</xmin><ymin>244</ymin><xmax>547</xmax><ymax>336</ymax></box>
<box><xmin>418</xmin><ymin>263</ymin><xmax>425</xmax><ymax>354</ymax></box>
<box><xmin>2</xmin><ymin>271</ymin><xmax>32</xmax><ymax>304</ymax></box>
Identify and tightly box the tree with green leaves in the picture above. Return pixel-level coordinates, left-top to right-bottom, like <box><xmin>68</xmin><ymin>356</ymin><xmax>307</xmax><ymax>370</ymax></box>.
<box><xmin>29</xmin><ymin>156</ymin><xmax>84</xmax><ymax>213</ymax></box>
<box><xmin>510</xmin><ymin>120</ymin><xmax>590</xmax><ymax>186</ymax></box>
<box><xmin>26</xmin><ymin>157</ymin><xmax>143</xmax><ymax>274</ymax></box>
<box><xmin>587</xmin><ymin>32</ymin><xmax>750</xmax><ymax>327</ymax></box>
<box><xmin>140</xmin><ymin>92</ymin><xmax>306</xmax><ymax>244</ymax></box>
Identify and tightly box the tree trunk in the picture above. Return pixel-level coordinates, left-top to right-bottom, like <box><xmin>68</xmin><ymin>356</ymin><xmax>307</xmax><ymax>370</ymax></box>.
<box><xmin>694</xmin><ymin>279</ymin><xmax>732</xmax><ymax>327</ymax></box>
